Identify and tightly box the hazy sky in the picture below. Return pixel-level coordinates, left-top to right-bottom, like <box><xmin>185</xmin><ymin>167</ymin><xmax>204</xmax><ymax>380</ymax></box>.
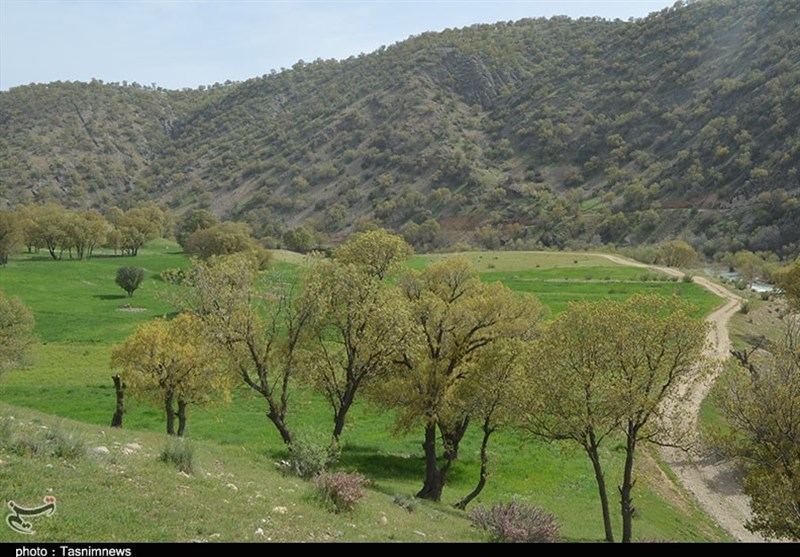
<box><xmin>0</xmin><ymin>1</ymin><xmax>674</xmax><ymax>91</ymax></box>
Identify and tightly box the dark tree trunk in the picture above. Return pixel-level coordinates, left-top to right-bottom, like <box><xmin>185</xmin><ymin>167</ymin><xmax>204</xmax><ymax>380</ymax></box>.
<box><xmin>455</xmin><ymin>419</ymin><xmax>493</xmax><ymax>510</ymax></box>
<box><xmin>587</xmin><ymin>436</ymin><xmax>614</xmax><ymax>542</ymax></box>
<box><xmin>176</xmin><ymin>399</ymin><xmax>187</xmax><ymax>437</ymax></box>
<box><xmin>331</xmin><ymin>388</ymin><xmax>356</xmax><ymax>442</ymax></box>
<box><xmin>110</xmin><ymin>375</ymin><xmax>125</xmax><ymax>428</ymax></box>
<box><xmin>268</xmin><ymin>410</ymin><xmax>293</xmax><ymax>446</ymax></box>
<box><xmin>620</xmin><ymin>425</ymin><xmax>638</xmax><ymax>543</ymax></box>
<box><xmin>165</xmin><ymin>392</ymin><xmax>176</xmax><ymax>436</ymax></box>
<box><xmin>440</xmin><ymin>416</ymin><xmax>470</xmax><ymax>462</ymax></box>
<box><xmin>417</xmin><ymin>423</ymin><xmax>448</xmax><ymax>501</ymax></box>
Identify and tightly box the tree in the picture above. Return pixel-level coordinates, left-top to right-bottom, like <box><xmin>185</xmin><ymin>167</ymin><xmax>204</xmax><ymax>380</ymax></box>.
<box><xmin>519</xmin><ymin>301</ymin><xmax>623</xmax><ymax>542</ymax></box>
<box><xmin>183</xmin><ymin>221</ymin><xmax>271</xmax><ymax>268</ymax></box>
<box><xmin>333</xmin><ymin>228</ymin><xmax>413</xmax><ymax>280</ymax></box>
<box><xmin>657</xmin><ymin>240</ymin><xmax>698</xmax><ymax>268</ymax></box>
<box><xmin>302</xmin><ymin>258</ymin><xmax>414</xmax><ymax>441</ymax></box>
<box><xmin>523</xmin><ymin>295</ymin><xmax>707</xmax><ymax>542</ymax></box>
<box><xmin>176</xmin><ymin>209</ymin><xmax>218</xmax><ymax>248</ymax></box>
<box><xmin>116</xmin><ymin>266</ymin><xmax>145</xmax><ymax>297</ymax></box>
<box><xmin>110</xmin><ymin>314</ymin><xmax>229</xmax><ymax>436</ymax></box>
<box><xmin>64</xmin><ymin>210</ymin><xmax>109</xmax><ymax>260</ymax></box>
<box><xmin>115</xmin><ymin>208</ymin><xmax>160</xmax><ymax>256</ymax></box>
<box><xmin>773</xmin><ymin>258</ymin><xmax>800</xmax><ymax>310</ymax></box>
<box><xmin>453</xmin><ymin>338</ymin><xmax>530</xmax><ymax>510</ymax></box>
<box><xmin>373</xmin><ymin>258</ymin><xmax>544</xmax><ymax>501</ymax></box>
<box><xmin>28</xmin><ymin>203</ymin><xmax>69</xmax><ymax>260</ymax></box>
<box><xmin>712</xmin><ymin>322</ymin><xmax>800</xmax><ymax>540</ymax></box>
<box><xmin>734</xmin><ymin>250</ymin><xmax>766</xmax><ymax>287</ymax></box>
<box><xmin>0</xmin><ymin>292</ymin><xmax>35</xmax><ymax>375</ymax></box>
<box><xmin>172</xmin><ymin>253</ymin><xmax>312</xmax><ymax>445</ymax></box>
<box><xmin>0</xmin><ymin>210</ymin><xmax>22</xmax><ymax>265</ymax></box>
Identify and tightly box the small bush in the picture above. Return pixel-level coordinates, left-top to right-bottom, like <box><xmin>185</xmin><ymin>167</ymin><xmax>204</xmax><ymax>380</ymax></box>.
<box><xmin>469</xmin><ymin>501</ymin><xmax>560</xmax><ymax>543</ymax></box>
<box><xmin>739</xmin><ymin>300</ymin><xmax>752</xmax><ymax>315</ymax></box>
<box><xmin>160</xmin><ymin>438</ymin><xmax>195</xmax><ymax>474</ymax></box>
<box><xmin>759</xmin><ymin>291</ymin><xmax>770</xmax><ymax>301</ymax></box>
<box><xmin>393</xmin><ymin>493</ymin><xmax>418</xmax><ymax>513</ymax></box>
<box><xmin>314</xmin><ymin>471</ymin><xmax>368</xmax><ymax>513</ymax></box>
<box><xmin>116</xmin><ymin>266</ymin><xmax>145</xmax><ymax>298</ymax></box>
<box><xmin>682</xmin><ymin>274</ymin><xmax>694</xmax><ymax>283</ymax></box>
<box><xmin>282</xmin><ymin>438</ymin><xmax>340</xmax><ymax>479</ymax></box>
<box><xmin>46</xmin><ymin>427</ymin><xmax>85</xmax><ymax>460</ymax></box>
<box><xmin>735</xmin><ymin>279</ymin><xmax>748</xmax><ymax>290</ymax></box>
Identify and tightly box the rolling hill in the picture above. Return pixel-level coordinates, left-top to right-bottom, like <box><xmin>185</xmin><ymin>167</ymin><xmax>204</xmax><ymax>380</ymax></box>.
<box><xmin>1</xmin><ymin>0</ymin><xmax>798</xmax><ymax>256</ymax></box>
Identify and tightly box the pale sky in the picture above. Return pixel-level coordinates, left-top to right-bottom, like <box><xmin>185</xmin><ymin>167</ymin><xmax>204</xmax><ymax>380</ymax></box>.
<box><xmin>0</xmin><ymin>1</ymin><xmax>674</xmax><ymax>91</ymax></box>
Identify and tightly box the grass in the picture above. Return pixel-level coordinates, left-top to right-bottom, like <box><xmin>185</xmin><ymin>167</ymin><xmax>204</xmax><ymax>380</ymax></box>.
<box><xmin>0</xmin><ymin>243</ymin><xmax>729</xmax><ymax>542</ymax></box>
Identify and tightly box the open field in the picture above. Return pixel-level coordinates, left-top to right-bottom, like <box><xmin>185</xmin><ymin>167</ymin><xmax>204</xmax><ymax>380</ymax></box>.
<box><xmin>0</xmin><ymin>244</ymin><xmax>727</xmax><ymax>542</ymax></box>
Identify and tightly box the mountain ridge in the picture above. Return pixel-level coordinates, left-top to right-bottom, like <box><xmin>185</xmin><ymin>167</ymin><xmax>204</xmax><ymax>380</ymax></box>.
<box><xmin>1</xmin><ymin>0</ymin><xmax>798</xmax><ymax>256</ymax></box>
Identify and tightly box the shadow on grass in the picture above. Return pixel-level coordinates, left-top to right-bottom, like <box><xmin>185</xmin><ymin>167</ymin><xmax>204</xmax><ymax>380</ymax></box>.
<box><xmin>93</xmin><ymin>294</ymin><xmax>127</xmax><ymax>300</ymax></box>
<box><xmin>339</xmin><ymin>444</ymin><xmax>422</xmax><ymax>482</ymax></box>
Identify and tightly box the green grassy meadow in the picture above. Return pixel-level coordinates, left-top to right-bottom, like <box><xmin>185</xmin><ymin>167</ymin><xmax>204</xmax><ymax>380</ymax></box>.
<box><xmin>0</xmin><ymin>244</ymin><xmax>728</xmax><ymax>542</ymax></box>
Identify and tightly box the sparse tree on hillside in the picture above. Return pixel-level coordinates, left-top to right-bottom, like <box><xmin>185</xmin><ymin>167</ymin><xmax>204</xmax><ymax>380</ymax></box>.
<box><xmin>110</xmin><ymin>314</ymin><xmax>230</xmax><ymax>436</ymax></box>
<box><xmin>773</xmin><ymin>259</ymin><xmax>800</xmax><ymax>310</ymax></box>
<box><xmin>115</xmin><ymin>266</ymin><xmax>145</xmax><ymax>298</ymax></box>
<box><xmin>657</xmin><ymin>240</ymin><xmax>698</xmax><ymax>268</ymax></box>
<box><xmin>302</xmin><ymin>257</ymin><xmax>414</xmax><ymax>441</ymax></box>
<box><xmin>713</xmin><ymin>322</ymin><xmax>800</xmax><ymax>540</ymax></box>
<box><xmin>372</xmin><ymin>258</ymin><xmax>544</xmax><ymax>501</ymax></box>
<box><xmin>172</xmin><ymin>253</ymin><xmax>312</xmax><ymax>445</ymax></box>
<box><xmin>333</xmin><ymin>228</ymin><xmax>413</xmax><ymax>280</ymax></box>
<box><xmin>0</xmin><ymin>210</ymin><xmax>22</xmax><ymax>265</ymax></box>
<box><xmin>0</xmin><ymin>291</ymin><xmax>35</xmax><ymax>375</ymax></box>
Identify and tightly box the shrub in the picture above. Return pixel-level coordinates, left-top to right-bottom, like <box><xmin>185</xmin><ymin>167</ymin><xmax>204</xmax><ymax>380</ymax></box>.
<box><xmin>682</xmin><ymin>274</ymin><xmax>694</xmax><ymax>283</ymax></box>
<box><xmin>759</xmin><ymin>291</ymin><xmax>771</xmax><ymax>301</ymax></box>
<box><xmin>115</xmin><ymin>266</ymin><xmax>145</xmax><ymax>297</ymax></box>
<box><xmin>393</xmin><ymin>493</ymin><xmax>418</xmax><ymax>513</ymax></box>
<box><xmin>160</xmin><ymin>438</ymin><xmax>195</xmax><ymax>474</ymax></box>
<box><xmin>469</xmin><ymin>501</ymin><xmax>560</xmax><ymax>543</ymax></box>
<box><xmin>314</xmin><ymin>471</ymin><xmax>368</xmax><ymax>513</ymax></box>
<box><xmin>46</xmin><ymin>427</ymin><xmax>85</xmax><ymax>460</ymax></box>
<box><xmin>282</xmin><ymin>438</ymin><xmax>340</xmax><ymax>479</ymax></box>
<box><xmin>739</xmin><ymin>300</ymin><xmax>752</xmax><ymax>315</ymax></box>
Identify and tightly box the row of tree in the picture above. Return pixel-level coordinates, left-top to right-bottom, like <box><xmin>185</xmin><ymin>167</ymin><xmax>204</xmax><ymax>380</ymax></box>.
<box><xmin>111</xmin><ymin>229</ymin><xmax>712</xmax><ymax>542</ymax></box>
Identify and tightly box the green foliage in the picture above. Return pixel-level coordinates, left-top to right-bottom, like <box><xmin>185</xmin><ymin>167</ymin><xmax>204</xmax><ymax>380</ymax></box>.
<box><xmin>0</xmin><ymin>291</ymin><xmax>35</xmax><ymax>374</ymax></box>
<box><xmin>774</xmin><ymin>259</ymin><xmax>800</xmax><ymax>310</ymax></box>
<box><xmin>282</xmin><ymin>437</ymin><xmax>341</xmax><ymax>479</ymax></box>
<box><xmin>159</xmin><ymin>438</ymin><xmax>196</xmax><ymax>474</ymax></box>
<box><xmin>115</xmin><ymin>265</ymin><xmax>145</xmax><ymax>297</ymax></box>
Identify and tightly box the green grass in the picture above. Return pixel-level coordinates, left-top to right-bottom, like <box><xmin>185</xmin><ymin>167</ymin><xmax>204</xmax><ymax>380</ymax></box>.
<box><xmin>0</xmin><ymin>243</ymin><xmax>730</xmax><ymax>542</ymax></box>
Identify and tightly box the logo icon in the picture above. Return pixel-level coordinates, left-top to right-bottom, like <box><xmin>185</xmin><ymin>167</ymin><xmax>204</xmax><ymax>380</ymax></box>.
<box><xmin>6</xmin><ymin>496</ymin><xmax>57</xmax><ymax>535</ymax></box>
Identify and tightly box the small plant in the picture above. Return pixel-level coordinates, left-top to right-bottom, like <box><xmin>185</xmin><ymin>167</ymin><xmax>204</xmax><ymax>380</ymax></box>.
<box><xmin>759</xmin><ymin>291</ymin><xmax>770</xmax><ymax>301</ymax></box>
<box><xmin>46</xmin><ymin>427</ymin><xmax>85</xmax><ymax>460</ymax></box>
<box><xmin>469</xmin><ymin>501</ymin><xmax>560</xmax><ymax>543</ymax></box>
<box><xmin>682</xmin><ymin>274</ymin><xmax>694</xmax><ymax>283</ymax></box>
<box><xmin>392</xmin><ymin>493</ymin><xmax>418</xmax><ymax>513</ymax></box>
<box><xmin>281</xmin><ymin>438</ymin><xmax>340</xmax><ymax>479</ymax></box>
<box><xmin>314</xmin><ymin>471</ymin><xmax>368</xmax><ymax>513</ymax></box>
<box><xmin>116</xmin><ymin>266</ymin><xmax>145</xmax><ymax>298</ymax></box>
<box><xmin>160</xmin><ymin>438</ymin><xmax>195</xmax><ymax>474</ymax></box>
<box><xmin>739</xmin><ymin>300</ymin><xmax>752</xmax><ymax>315</ymax></box>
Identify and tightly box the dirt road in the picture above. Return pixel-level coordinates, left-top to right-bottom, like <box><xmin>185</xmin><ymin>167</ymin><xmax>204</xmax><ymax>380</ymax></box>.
<box><xmin>595</xmin><ymin>253</ymin><xmax>762</xmax><ymax>541</ymax></box>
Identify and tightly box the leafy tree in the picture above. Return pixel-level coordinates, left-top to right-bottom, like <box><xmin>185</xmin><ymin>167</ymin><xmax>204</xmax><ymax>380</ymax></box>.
<box><xmin>733</xmin><ymin>250</ymin><xmax>766</xmax><ymax>287</ymax></box>
<box><xmin>115</xmin><ymin>266</ymin><xmax>145</xmax><ymax>297</ymax></box>
<box><xmin>282</xmin><ymin>226</ymin><xmax>316</xmax><ymax>254</ymax></box>
<box><xmin>302</xmin><ymin>258</ymin><xmax>414</xmax><ymax>441</ymax></box>
<box><xmin>110</xmin><ymin>314</ymin><xmax>230</xmax><ymax>436</ymax></box>
<box><xmin>373</xmin><ymin>258</ymin><xmax>544</xmax><ymax>501</ymax></box>
<box><xmin>713</xmin><ymin>322</ymin><xmax>800</xmax><ymax>540</ymax></box>
<box><xmin>333</xmin><ymin>228</ymin><xmax>413</xmax><ymax>280</ymax></box>
<box><xmin>64</xmin><ymin>210</ymin><xmax>109</xmax><ymax>260</ymax></box>
<box><xmin>774</xmin><ymin>258</ymin><xmax>800</xmax><ymax>310</ymax></box>
<box><xmin>172</xmin><ymin>253</ymin><xmax>312</xmax><ymax>445</ymax></box>
<box><xmin>523</xmin><ymin>295</ymin><xmax>707</xmax><ymax>542</ymax></box>
<box><xmin>453</xmin><ymin>338</ymin><xmax>530</xmax><ymax>510</ymax></box>
<box><xmin>176</xmin><ymin>209</ymin><xmax>218</xmax><ymax>247</ymax></box>
<box><xmin>28</xmin><ymin>203</ymin><xmax>69</xmax><ymax>260</ymax></box>
<box><xmin>183</xmin><ymin>221</ymin><xmax>270</xmax><ymax>268</ymax></box>
<box><xmin>116</xmin><ymin>208</ymin><xmax>161</xmax><ymax>256</ymax></box>
<box><xmin>657</xmin><ymin>240</ymin><xmax>698</xmax><ymax>268</ymax></box>
<box><xmin>0</xmin><ymin>210</ymin><xmax>22</xmax><ymax>265</ymax></box>
<box><xmin>0</xmin><ymin>291</ymin><xmax>35</xmax><ymax>375</ymax></box>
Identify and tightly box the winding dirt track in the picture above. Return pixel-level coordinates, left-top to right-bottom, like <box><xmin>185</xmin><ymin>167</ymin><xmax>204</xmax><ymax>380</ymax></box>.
<box><xmin>594</xmin><ymin>253</ymin><xmax>761</xmax><ymax>541</ymax></box>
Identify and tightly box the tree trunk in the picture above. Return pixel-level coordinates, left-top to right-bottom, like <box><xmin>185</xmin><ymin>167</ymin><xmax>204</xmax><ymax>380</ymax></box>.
<box><xmin>620</xmin><ymin>426</ymin><xmax>638</xmax><ymax>543</ymax></box>
<box><xmin>331</xmin><ymin>388</ymin><xmax>356</xmax><ymax>442</ymax></box>
<box><xmin>417</xmin><ymin>423</ymin><xmax>448</xmax><ymax>501</ymax></box>
<box><xmin>455</xmin><ymin>419</ymin><xmax>493</xmax><ymax>510</ymax></box>
<box><xmin>176</xmin><ymin>399</ymin><xmax>187</xmax><ymax>437</ymax></box>
<box><xmin>165</xmin><ymin>392</ymin><xmax>176</xmax><ymax>436</ymax></box>
<box><xmin>440</xmin><ymin>416</ymin><xmax>470</xmax><ymax>462</ymax></box>
<box><xmin>587</xmin><ymin>438</ymin><xmax>614</xmax><ymax>542</ymax></box>
<box><xmin>110</xmin><ymin>375</ymin><xmax>125</xmax><ymax>428</ymax></box>
<box><xmin>268</xmin><ymin>410</ymin><xmax>294</xmax><ymax>446</ymax></box>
